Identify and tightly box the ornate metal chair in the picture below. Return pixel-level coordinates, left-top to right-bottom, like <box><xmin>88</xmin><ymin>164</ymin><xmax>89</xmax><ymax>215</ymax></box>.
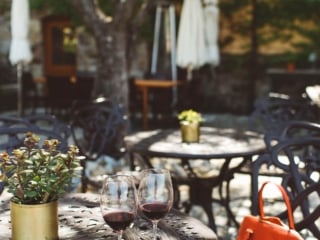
<box><xmin>69</xmin><ymin>97</ymin><xmax>129</xmax><ymax>192</ymax></box>
<box><xmin>245</xmin><ymin>92</ymin><xmax>319</xmax><ymax>215</ymax></box>
<box><xmin>267</xmin><ymin>137</ymin><xmax>320</xmax><ymax>238</ymax></box>
<box><xmin>250</xmin><ymin>121</ymin><xmax>320</xmax><ymax>214</ymax></box>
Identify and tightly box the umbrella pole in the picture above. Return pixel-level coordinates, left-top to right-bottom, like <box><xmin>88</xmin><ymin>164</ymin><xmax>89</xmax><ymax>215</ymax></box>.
<box><xmin>16</xmin><ymin>62</ymin><xmax>23</xmax><ymax>117</ymax></box>
<box><xmin>151</xmin><ymin>5</ymin><xmax>162</xmax><ymax>75</ymax></box>
<box><xmin>169</xmin><ymin>4</ymin><xmax>178</xmax><ymax>110</ymax></box>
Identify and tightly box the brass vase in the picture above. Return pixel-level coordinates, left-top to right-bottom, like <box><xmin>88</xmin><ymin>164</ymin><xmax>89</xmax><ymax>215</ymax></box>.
<box><xmin>10</xmin><ymin>200</ymin><xmax>59</xmax><ymax>240</ymax></box>
<box><xmin>180</xmin><ymin>122</ymin><xmax>200</xmax><ymax>143</ymax></box>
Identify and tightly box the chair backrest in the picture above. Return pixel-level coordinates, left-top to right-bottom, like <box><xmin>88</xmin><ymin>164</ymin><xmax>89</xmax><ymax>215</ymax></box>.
<box><xmin>264</xmin><ymin>120</ymin><xmax>320</xmax><ymax>150</ymax></box>
<box><xmin>0</xmin><ymin>114</ymin><xmax>71</xmax><ymax>194</ymax></box>
<box><xmin>279</xmin><ymin>120</ymin><xmax>320</xmax><ymax>139</ymax></box>
<box><xmin>269</xmin><ymin>137</ymin><xmax>320</xmax><ymax>238</ymax></box>
<box><xmin>0</xmin><ymin>114</ymin><xmax>70</xmax><ymax>151</ymax></box>
<box><xmin>69</xmin><ymin>97</ymin><xmax>129</xmax><ymax>161</ymax></box>
<box><xmin>249</xmin><ymin>93</ymin><xmax>317</xmax><ymax>137</ymax></box>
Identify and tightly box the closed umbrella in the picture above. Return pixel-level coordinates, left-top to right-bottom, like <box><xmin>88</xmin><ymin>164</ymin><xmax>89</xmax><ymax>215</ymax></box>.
<box><xmin>176</xmin><ymin>0</ymin><xmax>220</xmax><ymax>80</ymax></box>
<box><xmin>203</xmin><ymin>0</ymin><xmax>220</xmax><ymax>66</ymax></box>
<box><xmin>9</xmin><ymin>0</ymin><xmax>32</xmax><ymax>116</ymax></box>
<box><xmin>176</xmin><ymin>0</ymin><xmax>207</xmax><ymax>80</ymax></box>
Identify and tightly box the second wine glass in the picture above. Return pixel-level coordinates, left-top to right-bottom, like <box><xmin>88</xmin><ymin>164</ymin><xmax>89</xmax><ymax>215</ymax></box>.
<box><xmin>100</xmin><ymin>174</ymin><xmax>138</xmax><ymax>240</ymax></box>
<box><xmin>137</xmin><ymin>168</ymin><xmax>174</xmax><ymax>240</ymax></box>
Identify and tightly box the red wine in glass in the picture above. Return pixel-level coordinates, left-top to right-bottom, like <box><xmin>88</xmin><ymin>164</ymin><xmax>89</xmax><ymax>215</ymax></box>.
<box><xmin>100</xmin><ymin>175</ymin><xmax>138</xmax><ymax>240</ymax></box>
<box><xmin>140</xmin><ymin>202</ymin><xmax>170</xmax><ymax>221</ymax></box>
<box><xmin>103</xmin><ymin>211</ymin><xmax>135</xmax><ymax>232</ymax></box>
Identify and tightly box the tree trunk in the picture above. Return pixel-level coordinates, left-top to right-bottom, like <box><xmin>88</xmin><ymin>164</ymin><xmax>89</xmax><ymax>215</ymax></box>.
<box><xmin>68</xmin><ymin>0</ymin><xmax>127</xmax><ymax>110</ymax></box>
<box><xmin>95</xmin><ymin>30</ymin><xmax>128</xmax><ymax>109</ymax></box>
<box><xmin>69</xmin><ymin>0</ymin><xmax>153</xmax><ymax>113</ymax></box>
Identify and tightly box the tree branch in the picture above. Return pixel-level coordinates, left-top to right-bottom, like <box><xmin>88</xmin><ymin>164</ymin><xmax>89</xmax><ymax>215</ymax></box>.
<box><xmin>132</xmin><ymin>0</ymin><xmax>155</xmax><ymax>30</ymax></box>
<box><xmin>69</xmin><ymin>0</ymin><xmax>109</xmax><ymax>36</ymax></box>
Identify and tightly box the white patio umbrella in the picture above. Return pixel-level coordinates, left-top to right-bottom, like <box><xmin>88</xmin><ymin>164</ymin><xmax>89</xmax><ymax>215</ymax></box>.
<box><xmin>9</xmin><ymin>0</ymin><xmax>32</xmax><ymax>117</ymax></box>
<box><xmin>176</xmin><ymin>0</ymin><xmax>220</xmax><ymax>80</ymax></box>
<box><xmin>176</xmin><ymin>0</ymin><xmax>207</xmax><ymax>80</ymax></box>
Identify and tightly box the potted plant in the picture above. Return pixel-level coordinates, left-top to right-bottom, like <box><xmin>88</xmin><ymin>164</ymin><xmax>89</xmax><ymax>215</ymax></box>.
<box><xmin>177</xmin><ymin>109</ymin><xmax>203</xmax><ymax>143</ymax></box>
<box><xmin>0</xmin><ymin>132</ymin><xmax>83</xmax><ymax>240</ymax></box>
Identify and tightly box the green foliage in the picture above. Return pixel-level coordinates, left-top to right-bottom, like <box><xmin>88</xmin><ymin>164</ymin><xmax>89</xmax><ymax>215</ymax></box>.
<box><xmin>30</xmin><ymin>0</ymin><xmax>72</xmax><ymax>14</ymax></box>
<box><xmin>97</xmin><ymin>0</ymin><xmax>113</xmax><ymax>15</ymax></box>
<box><xmin>219</xmin><ymin>0</ymin><xmax>320</xmax><ymax>66</ymax></box>
<box><xmin>178</xmin><ymin>109</ymin><xmax>203</xmax><ymax>124</ymax></box>
<box><xmin>219</xmin><ymin>0</ymin><xmax>250</xmax><ymax>19</ymax></box>
<box><xmin>0</xmin><ymin>132</ymin><xmax>83</xmax><ymax>204</ymax></box>
<box><xmin>30</xmin><ymin>0</ymin><xmax>82</xmax><ymax>24</ymax></box>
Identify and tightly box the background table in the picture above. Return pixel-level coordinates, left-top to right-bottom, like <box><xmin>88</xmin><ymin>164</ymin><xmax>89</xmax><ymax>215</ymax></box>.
<box><xmin>0</xmin><ymin>191</ymin><xmax>217</xmax><ymax>240</ymax></box>
<box><xmin>125</xmin><ymin>127</ymin><xmax>266</xmax><ymax>230</ymax></box>
<box><xmin>134</xmin><ymin>79</ymin><xmax>181</xmax><ymax>129</ymax></box>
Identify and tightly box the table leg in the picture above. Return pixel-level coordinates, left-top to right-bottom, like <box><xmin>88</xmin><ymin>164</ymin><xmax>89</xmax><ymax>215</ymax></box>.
<box><xmin>189</xmin><ymin>180</ymin><xmax>217</xmax><ymax>231</ymax></box>
<box><xmin>141</xmin><ymin>86</ymin><xmax>149</xmax><ymax>130</ymax></box>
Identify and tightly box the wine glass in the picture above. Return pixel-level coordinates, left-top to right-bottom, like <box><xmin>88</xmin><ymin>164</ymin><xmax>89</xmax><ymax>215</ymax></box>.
<box><xmin>137</xmin><ymin>168</ymin><xmax>174</xmax><ymax>240</ymax></box>
<box><xmin>100</xmin><ymin>174</ymin><xmax>138</xmax><ymax>240</ymax></box>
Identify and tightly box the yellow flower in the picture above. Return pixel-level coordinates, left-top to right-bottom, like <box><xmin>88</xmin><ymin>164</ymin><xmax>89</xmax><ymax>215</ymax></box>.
<box><xmin>177</xmin><ymin>109</ymin><xmax>203</xmax><ymax>123</ymax></box>
<box><xmin>12</xmin><ymin>149</ymin><xmax>25</xmax><ymax>159</ymax></box>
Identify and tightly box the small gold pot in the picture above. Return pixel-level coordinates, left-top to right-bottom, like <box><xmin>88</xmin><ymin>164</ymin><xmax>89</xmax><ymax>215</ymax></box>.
<box><xmin>10</xmin><ymin>200</ymin><xmax>59</xmax><ymax>240</ymax></box>
<box><xmin>180</xmin><ymin>122</ymin><xmax>200</xmax><ymax>143</ymax></box>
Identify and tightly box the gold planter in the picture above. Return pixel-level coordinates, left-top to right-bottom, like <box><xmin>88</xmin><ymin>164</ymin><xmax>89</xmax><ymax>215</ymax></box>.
<box><xmin>10</xmin><ymin>200</ymin><xmax>59</xmax><ymax>240</ymax></box>
<box><xmin>180</xmin><ymin>122</ymin><xmax>200</xmax><ymax>143</ymax></box>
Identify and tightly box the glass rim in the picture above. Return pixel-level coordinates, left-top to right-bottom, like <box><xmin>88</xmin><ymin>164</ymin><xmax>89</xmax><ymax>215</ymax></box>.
<box><xmin>102</xmin><ymin>174</ymin><xmax>135</xmax><ymax>182</ymax></box>
<box><xmin>140</xmin><ymin>168</ymin><xmax>170</xmax><ymax>174</ymax></box>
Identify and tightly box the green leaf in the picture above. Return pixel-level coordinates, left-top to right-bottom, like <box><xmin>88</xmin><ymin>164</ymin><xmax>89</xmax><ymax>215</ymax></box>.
<box><xmin>25</xmin><ymin>191</ymin><xmax>38</xmax><ymax>198</ymax></box>
<box><xmin>20</xmin><ymin>170</ymin><xmax>34</xmax><ymax>174</ymax></box>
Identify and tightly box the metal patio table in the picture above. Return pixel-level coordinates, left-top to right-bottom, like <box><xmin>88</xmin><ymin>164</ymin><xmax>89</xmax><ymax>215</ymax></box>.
<box><xmin>125</xmin><ymin>126</ymin><xmax>266</xmax><ymax>230</ymax></box>
<box><xmin>0</xmin><ymin>191</ymin><xmax>217</xmax><ymax>240</ymax></box>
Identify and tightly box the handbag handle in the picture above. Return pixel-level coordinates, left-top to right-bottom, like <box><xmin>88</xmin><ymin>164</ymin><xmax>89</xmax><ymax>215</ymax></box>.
<box><xmin>258</xmin><ymin>181</ymin><xmax>296</xmax><ymax>229</ymax></box>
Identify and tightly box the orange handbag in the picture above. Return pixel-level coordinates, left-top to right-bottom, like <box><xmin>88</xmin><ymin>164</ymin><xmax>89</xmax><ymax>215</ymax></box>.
<box><xmin>237</xmin><ymin>181</ymin><xmax>303</xmax><ymax>240</ymax></box>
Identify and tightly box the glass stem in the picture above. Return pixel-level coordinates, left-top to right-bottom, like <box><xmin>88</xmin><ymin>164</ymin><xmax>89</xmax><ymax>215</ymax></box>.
<box><xmin>118</xmin><ymin>230</ymin><xmax>123</xmax><ymax>240</ymax></box>
<box><xmin>152</xmin><ymin>222</ymin><xmax>158</xmax><ymax>240</ymax></box>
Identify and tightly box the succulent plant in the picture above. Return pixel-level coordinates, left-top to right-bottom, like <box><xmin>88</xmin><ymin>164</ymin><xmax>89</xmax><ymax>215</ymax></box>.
<box><xmin>0</xmin><ymin>132</ymin><xmax>83</xmax><ymax>204</ymax></box>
